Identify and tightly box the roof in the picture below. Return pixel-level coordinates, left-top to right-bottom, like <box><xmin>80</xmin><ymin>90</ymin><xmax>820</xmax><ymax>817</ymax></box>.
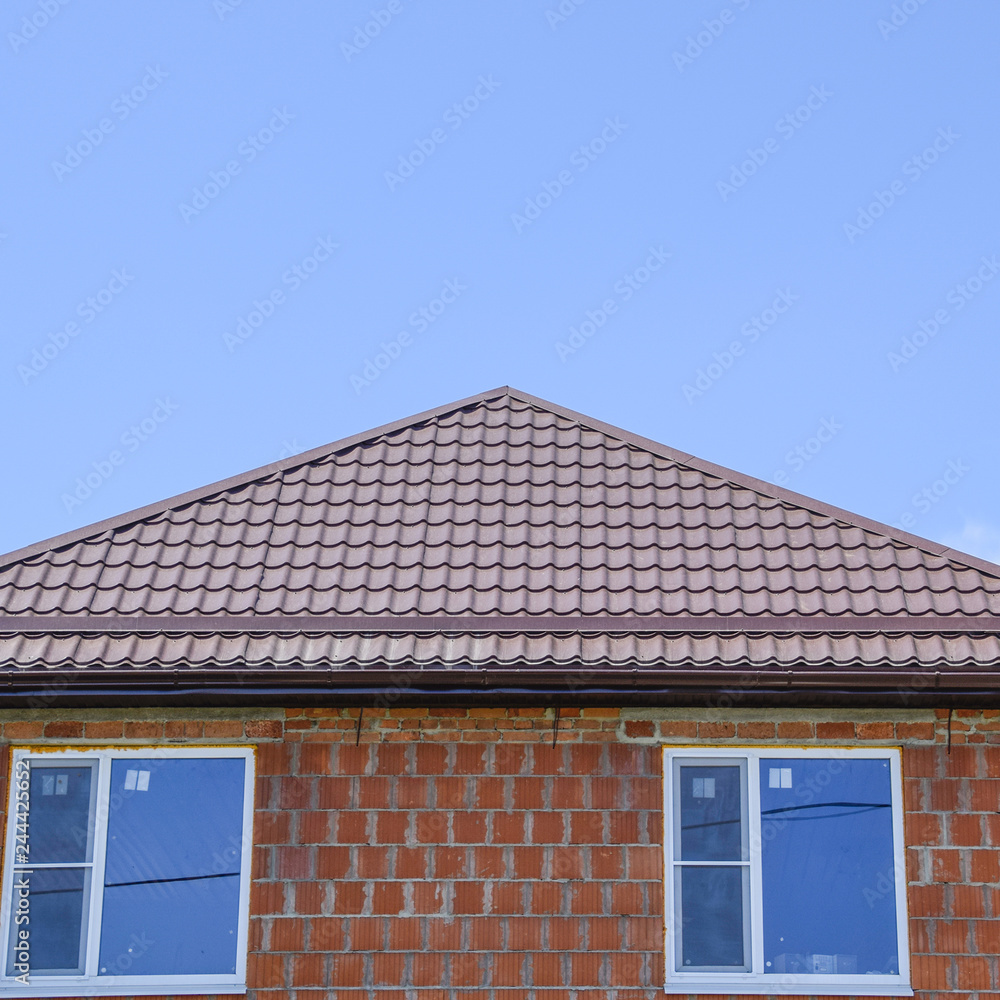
<box><xmin>2</xmin><ymin>386</ymin><xmax>999</xmax><ymax>706</ymax></box>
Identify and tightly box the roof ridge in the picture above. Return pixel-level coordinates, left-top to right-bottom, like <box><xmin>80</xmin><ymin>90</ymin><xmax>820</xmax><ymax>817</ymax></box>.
<box><xmin>2</xmin><ymin>385</ymin><xmax>998</xmax><ymax>588</ymax></box>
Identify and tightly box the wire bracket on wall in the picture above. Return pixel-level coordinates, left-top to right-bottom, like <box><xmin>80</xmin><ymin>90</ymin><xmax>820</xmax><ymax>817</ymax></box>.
<box><xmin>356</xmin><ymin>706</ymin><xmax>364</xmax><ymax>746</ymax></box>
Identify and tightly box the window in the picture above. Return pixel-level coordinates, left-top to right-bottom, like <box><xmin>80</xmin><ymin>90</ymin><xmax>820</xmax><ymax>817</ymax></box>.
<box><xmin>662</xmin><ymin>747</ymin><xmax>911</xmax><ymax>996</ymax></box>
<box><xmin>0</xmin><ymin>747</ymin><xmax>254</xmax><ymax>997</ymax></box>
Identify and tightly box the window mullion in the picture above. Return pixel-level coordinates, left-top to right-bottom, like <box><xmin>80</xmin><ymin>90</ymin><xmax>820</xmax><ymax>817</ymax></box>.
<box><xmin>747</xmin><ymin>751</ymin><xmax>764</xmax><ymax>977</ymax></box>
<box><xmin>84</xmin><ymin>753</ymin><xmax>113</xmax><ymax>979</ymax></box>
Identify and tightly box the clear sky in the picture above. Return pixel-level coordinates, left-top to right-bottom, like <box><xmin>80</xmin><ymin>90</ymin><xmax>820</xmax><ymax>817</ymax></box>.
<box><xmin>3</xmin><ymin>0</ymin><xmax>999</xmax><ymax>565</ymax></box>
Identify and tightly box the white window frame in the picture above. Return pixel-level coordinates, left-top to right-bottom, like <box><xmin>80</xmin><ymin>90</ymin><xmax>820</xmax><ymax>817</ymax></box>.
<box><xmin>662</xmin><ymin>746</ymin><xmax>912</xmax><ymax>996</ymax></box>
<box><xmin>0</xmin><ymin>746</ymin><xmax>255</xmax><ymax>998</ymax></box>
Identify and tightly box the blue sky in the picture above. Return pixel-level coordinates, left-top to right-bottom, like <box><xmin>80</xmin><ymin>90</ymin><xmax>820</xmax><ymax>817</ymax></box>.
<box><xmin>3</xmin><ymin>0</ymin><xmax>999</xmax><ymax>564</ymax></box>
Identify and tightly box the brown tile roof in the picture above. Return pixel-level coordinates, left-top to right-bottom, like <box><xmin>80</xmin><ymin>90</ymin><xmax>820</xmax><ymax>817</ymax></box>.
<box><xmin>1</xmin><ymin>387</ymin><xmax>999</xmax><ymax>702</ymax></box>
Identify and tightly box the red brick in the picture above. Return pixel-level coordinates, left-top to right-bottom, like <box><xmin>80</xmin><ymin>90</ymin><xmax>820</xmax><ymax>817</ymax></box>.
<box><xmin>816</xmin><ymin>721</ymin><xmax>855</xmax><ymax>740</ymax></box>
<box><xmin>434</xmin><ymin>845</ymin><xmax>467</xmax><ymax>878</ymax></box>
<box><xmin>532</xmin><ymin>882</ymin><xmax>563</xmax><ymax>914</ymax></box>
<box><xmin>611</xmin><ymin>883</ymin><xmax>644</xmax><ymax>915</ymax></box>
<box><xmin>492</xmin><ymin>812</ymin><xmax>525</xmax><ymax>843</ymax></box>
<box><xmin>349</xmin><ymin>916</ymin><xmax>382</xmax><ymax>950</ymax></box>
<box><xmin>592</xmin><ymin>845</ymin><xmax>624</xmax><ymax>879</ymax></box>
<box><xmin>279</xmin><ymin>777</ymin><xmax>313</xmax><ymax>810</ymax></box>
<box><xmin>416</xmin><ymin>743</ymin><xmax>448</xmax><ymax>774</ymax></box>
<box><xmin>907</xmin><ymin>811</ymin><xmax>942</xmax><ymax>845</ymax></box>
<box><xmin>246</xmin><ymin>719</ymin><xmax>282</xmax><ymax>739</ymax></box>
<box><xmin>952</xmin><ymin>883</ymin><xmax>986</xmax><ymax>917</ymax></box>
<box><xmin>928</xmin><ymin>778</ymin><xmax>960</xmax><ymax>811</ymax></box>
<box><xmin>452</xmin><ymin>811</ymin><xmax>487</xmax><ymax>842</ymax></box>
<box><xmin>570</xmin><ymin>953</ymin><xmax>603</xmax><ymax>986</ymax></box>
<box><xmin>411</xmin><ymin>881</ymin><xmax>444</xmax><ymax>914</ymax></box>
<box><xmin>427</xmin><ymin>917</ymin><xmax>463</xmax><ymax>950</ymax></box>
<box><xmin>569</xmin><ymin>811</ymin><xmax>603</xmax><ymax>844</ymax></box>
<box><xmin>493</xmin><ymin>881</ymin><xmax>523</xmax><ymax>913</ymax></box>
<box><xmin>309</xmin><ymin>917</ymin><xmax>344</xmax><ymax>951</ymax></box>
<box><xmin>315</xmin><ymin>845</ymin><xmax>351</xmax><ymax>878</ymax></box>
<box><xmin>44</xmin><ymin>720</ymin><xmax>83</xmax><ymax>738</ymax></box>
<box><xmin>512</xmin><ymin>776</ymin><xmax>546</xmax><ymax>809</ymax></box>
<box><xmin>412</xmin><ymin>954</ymin><xmax>446</xmax><ymax>986</ymax></box>
<box><xmin>627</xmin><ymin>845</ymin><xmax>662</xmax><ymax>880</ymax></box>
<box><xmin>333</xmin><ymin>882</ymin><xmax>366</xmax><ymax>914</ymax></box>
<box><xmin>466</xmin><ymin>916</ymin><xmax>502</xmax><ymax>949</ymax></box>
<box><xmin>857</xmin><ymin>721</ymin><xmax>895</xmax><ymax>740</ymax></box>
<box><xmin>608</xmin><ymin>743</ymin><xmax>651</xmax><ymax>775</ymax></box>
<box><xmin>357</xmin><ymin>846</ymin><xmax>389</xmax><ymax>878</ymax></box>
<box><xmin>358</xmin><ymin>776</ymin><xmax>393</xmax><ymax>809</ymax></box>
<box><xmin>474</xmin><ymin>846</ymin><xmax>505</xmax><ymax>878</ymax></box>
<box><xmin>570</xmin><ymin>882</ymin><xmax>604</xmax><ymax>915</ymax></box>
<box><xmin>385</xmin><ymin>917</ymin><xmax>422</xmax><ymax>950</ymax></box>
<box><xmin>548</xmin><ymin>917</ymin><xmax>584</xmax><ymax>950</ymax></box>
<box><xmin>493</xmin><ymin>953</ymin><xmax>525</xmax><ymax>987</ymax></box>
<box><xmin>551</xmin><ymin>846</ymin><xmax>584</xmax><ymax>880</ymax></box>
<box><xmin>453</xmin><ymin>881</ymin><xmax>484</xmax><ymax>913</ymax></box>
<box><xmin>610</xmin><ymin>952</ymin><xmax>643</xmax><ymax>986</ymax></box>
<box><xmin>276</xmin><ymin>846</ymin><xmax>312</xmax><ymax>880</ymax></box>
<box><xmin>551</xmin><ymin>777</ymin><xmax>586</xmax><ymax>809</ymax></box>
<box><xmin>660</xmin><ymin>720</ymin><xmax>698</xmax><ymax>738</ymax></box>
<box><xmin>948</xmin><ymin>813</ymin><xmax>982</xmax><ymax>846</ymax></box>
<box><xmin>258</xmin><ymin>743</ymin><xmax>294</xmax><ymax>775</ymax></box>
<box><xmin>336</xmin><ymin>745</ymin><xmax>371</xmax><ymax>774</ymax></box>
<box><xmin>971</xmin><ymin>849</ymin><xmax>1000</xmax><ymax>883</ymax></box>
<box><xmin>736</xmin><ymin>721</ymin><xmax>775</xmax><ymax>740</ymax></box>
<box><xmin>532</xmin><ymin>952</ymin><xmax>563</xmax><ymax>987</ymax></box>
<box><xmin>376</xmin><ymin>810</ymin><xmax>409</xmax><ymax>843</ymax></box>
<box><xmin>494</xmin><ymin>744</ymin><xmax>527</xmax><ymax>774</ymax></box>
<box><xmin>510</xmin><ymin>846</ymin><xmax>544</xmax><ymax>878</ymax></box>
<box><xmin>371</xmin><ymin>953</ymin><xmax>405</xmax><ymax>986</ymax></box>
<box><xmin>317</xmin><ymin>776</ymin><xmax>353</xmax><ymax>809</ymax></box>
<box><xmin>270</xmin><ymin>917</ymin><xmax>305</xmax><ymax>952</ymax></box>
<box><xmin>331</xmin><ymin>954</ymin><xmax>366</xmax><ymax>987</ymax></box>
<box><xmin>450</xmin><ymin>953</ymin><xmax>483</xmax><ymax>987</ymax></box>
<box><xmin>507</xmin><ymin>917</ymin><xmax>543</xmax><ymax>949</ymax></box>
<box><xmin>969</xmin><ymin>778</ymin><xmax>1000</xmax><ymax>811</ymax></box>
<box><xmin>897</xmin><ymin>721</ymin><xmax>937</xmax><ymax>742</ymax></box>
<box><xmin>251</xmin><ymin>881</ymin><xmax>286</xmax><ymax>915</ymax></box>
<box><xmin>415</xmin><ymin>810</ymin><xmax>449</xmax><ymax>843</ymax></box>
<box><xmin>202</xmin><ymin>720</ymin><xmax>241</xmax><ymax>739</ymax></box>
<box><xmin>2</xmin><ymin>721</ymin><xmax>44</xmax><ymax>740</ymax></box>
<box><xmin>248</xmin><ymin>952</ymin><xmax>286</xmax><ymax>989</ymax></box>
<box><xmin>397</xmin><ymin>777</ymin><xmax>430</xmax><ymax>808</ymax></box>
<box><xmin>931</xmin><ymin>849</ymin><xmax>963</xmax><ymax>882</ymax></box>
<box><xmin>624</xmin><ymin>720</ymin><xmax>655</xmax><ymax>739</ymax></box>
<box><xmin>394</xmin><ymin>846</ymin><xmax>428</xmax><ymax>879</ymax></box>
<box><xmin>474</xmin><ymin>777</ymin><xmax>506</xmax><ymax>809</ymax></box>
<box><xmin>776</xmin><ymin>720</ymin><xmax>813</xmax><ymax>739</ymax></box>
<box><xmin>84</xmin><ymin>720</ymin><xmax>124</xmax><ymax>739</ymax></box>
<box><xmin>699</xmin><ymin>721</ymin><xmax>735</xmax><ymax>739</ymax></box>
<box><xmin>296</xmin><ymin>812</ymin><xmax>330</xmax><ymax>844</ymax></box>
<box><xmin>294</xmin><ymin>881</ymin><xmax>325</xmax><ymax>915</ymax></box>
<box><xmin>337</xmin><ymin>812</ymin><xmax>370</xmax><ymax>843</ymax></box>
<box><xmin>956</xmin><ymin>955</ymin><xmax>991</xmax><ymax>990</ymax></box>
<box><xmin>530</xmin><ymin>811</ymin><xmax>564</xmax><ymax>843</ymax></box>
<box><xmin>609</xmin><ymin>812</ymin><xmax>639</xmax><ymax>843</ymax></box>
<box><xmin>588</xmin><ymin>916</ymin><xmax>622</xmax><ymax>950</ymax></box>
<box><xmin>371</xmin><ymin>881</ymin><xmax>404</xmax><ymax>913</ymax></box>
<box><xmin>935</xmin><ymin>919</ymin><xmax>970</xmax><ymax>953</ymax></box>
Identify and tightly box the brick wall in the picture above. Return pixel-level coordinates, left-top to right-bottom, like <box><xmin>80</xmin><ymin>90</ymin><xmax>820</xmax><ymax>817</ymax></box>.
<box><xmin>0</xmin><ymin>706</ymin><xmax>997</xmax><ymax>1000</ymax></box>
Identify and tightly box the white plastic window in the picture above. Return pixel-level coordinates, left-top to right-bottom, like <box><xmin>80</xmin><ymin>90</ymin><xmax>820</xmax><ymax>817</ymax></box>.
<box><xmin>0</xmin><ymin>747</ymin><xmax>254</xmax><ymax>997</ymax></box>
<box><xmin>663</xmin><ymin>747</ymin><xmax>912</xmax><ymax>996</ymax></box>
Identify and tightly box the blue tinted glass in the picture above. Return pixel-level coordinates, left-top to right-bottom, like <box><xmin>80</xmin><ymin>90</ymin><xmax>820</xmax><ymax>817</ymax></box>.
<box><xmin>98</xmin><ymin>757</ymin><xmax>245</xmax><ymax>977</ymax></box>
<box><xmin>28</xmin><ymin>764</ymin><xmax>94</xmax><ymax>863</ymax></box>
<box><xmin>760</xmin><ymin>758</ymin><xmax>899</xmax><ymax>976</ymax></box>
<box><xmin>6</xmin><ymin>868</ymin><xmax>88</xmax><ymax>975</ymax></box>
<box><xmin>678</xmin><ymin>765</ymin><xmax>743</xmax><ymax>860</ymax></box>
<box><xmin>679</xmin><ymin>866</ymin><xmax>745</xmax><ymax>969</ymax></box>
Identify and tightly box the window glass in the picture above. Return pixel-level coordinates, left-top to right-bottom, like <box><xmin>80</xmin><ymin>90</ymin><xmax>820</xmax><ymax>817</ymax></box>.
<box><xmin>759</xmin><ymin>757</ymin><xmax>899</xmax><ymax>976</ymax></box>
<box><xmin>6</xmin><ymin>869</ymin><xmax>89</xmax><ymax>976</ymax></box>
<box><xmin>678</xmin><ymin>866</ymin><xmax>746</xmax><ymax>968</ymax></box>
<box><xmin>98</xmin><ymin>757</ymin><xmax>246</xmax><ymax>977</ymax></box>
<box><xmin>26</xmin><ymin>764</ymin><xmax>95</xmax><ymax>864</ymax></box>
<box><xmin>678</xmin><ymin>764</ymin><xmax>743</xmax><ymax>861</ymax></box>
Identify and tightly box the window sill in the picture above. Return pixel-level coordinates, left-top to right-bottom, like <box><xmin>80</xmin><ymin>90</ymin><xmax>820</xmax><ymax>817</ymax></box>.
<box><xmin>664</xmin><ymin>979</ymin><xmax>913</xmax><ymax>996</ymax></box>
<box><xmin>0</xmin><ymin>981</ymin><xmax>245</xmax><ymax>997</ymax></box>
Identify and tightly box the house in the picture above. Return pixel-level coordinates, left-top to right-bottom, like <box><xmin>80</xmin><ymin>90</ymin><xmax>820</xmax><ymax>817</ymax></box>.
<box><xmin>0</xmin><ymin>385</ymin><xmax>997</xmax><ymax>999</ymax></box>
